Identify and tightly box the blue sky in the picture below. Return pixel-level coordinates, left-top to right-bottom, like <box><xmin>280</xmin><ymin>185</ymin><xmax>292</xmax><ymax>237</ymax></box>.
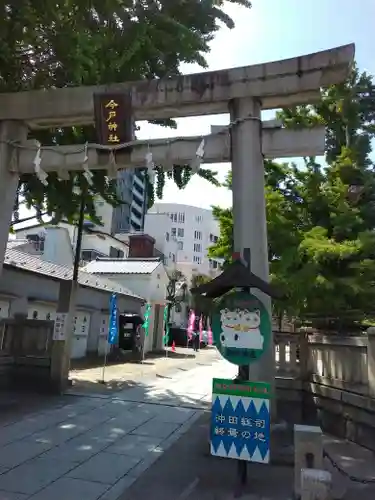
<box><xmin>17</xmin><ymin>0</ymin><xmax>374</xmax><ymax>224</ymax></box>
<box><xmin>139</xmin><ymin>0</ymin><xmax>374</xmax><ymax>210</ymax></box>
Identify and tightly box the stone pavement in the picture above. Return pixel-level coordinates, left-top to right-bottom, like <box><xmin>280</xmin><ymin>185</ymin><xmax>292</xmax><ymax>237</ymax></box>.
<box><xmin>69</xmin><ymin>347</ymin><xmax>219</xmax><ymax>395</ymax></box>
<box><xmin>0</xmin><ymin>356</ymin><xmax>236</xmax><ymax>500</ymax></box>
<box><xmin>0</xmin><ymin>354</ymin><xmax>374</xmax><ymax>500</ymax></box>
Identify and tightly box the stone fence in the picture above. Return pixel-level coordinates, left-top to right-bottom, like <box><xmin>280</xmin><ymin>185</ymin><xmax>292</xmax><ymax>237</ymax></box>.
<box><xmin>0</xmin><ymin>318</ymin><xmax>54</xmax><ymax>390</ymax></box>
<box><xmin>274</xmin><ymin>331</ymin><xmax>375</xmax><ymax>450</ymax></box>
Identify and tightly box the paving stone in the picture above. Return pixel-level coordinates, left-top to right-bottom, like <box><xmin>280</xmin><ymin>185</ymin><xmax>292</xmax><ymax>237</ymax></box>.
<box><xmin>0</xmin><ymin>440</ymin><xmax>52</xmax><ymax>468</ymax></box>
<box><xmin>131</xmin><ymin>419</ymin><xmax>181</xmax><ymax>439</ymax></box>
<box><xmin>98</xmin><ymin>475</ymin><xmax>137</xmax><ymax>500</ymax></box>
<box><xmin>68</xmin><ymin>452</ymin><xmax>140</xmax><ymax>484</ymax></box>
<box><xmin>38</xmin><ymin>431</ymin><xmax>110</xmax><ymax>463</ymax></box>
<box><xmin>126</xmin><ymin>452</ymin><xmax>163</xmax><ymax>479</ymax></box>
<box><xmin>0</xmin><ymin>458</ymin><xmax>76</xmax><ymax>495</ymax></box>
<box><xmin>67</xmin><ymin>411</ymin><xmax>113</xmax><ymax>429</ymax></box>
<box><xmin>105</xmin><ymin>434</ymin><xmax>164</xmax><ymax>459</ymax></box>
<box><xmin>155</xmin><ymin>407</ymin><xmax>196</xmax><ymax>424</ymax></box>
<box><xmin>97</xmin><ymin>413</ymin><xmax>152</xmax><ymax>438</ymax></box>
<box><xmin>95</xmin><ymin>400</ymin><xmax>135</xmax><ymax>417</ymax></box>
<box><xmin>27</xmin><ymin>419</ymin><xmax>89</xmax><ymax>446</ymax></box>
<box><xmin>29</xmin><ymin>477</ymin><xmax>110</xmax><ymax>500</ymax></box>
<box><xmin>0</xmin><ymin>491</ymin><xmax>28</xmax><ymax>500</ymax></box>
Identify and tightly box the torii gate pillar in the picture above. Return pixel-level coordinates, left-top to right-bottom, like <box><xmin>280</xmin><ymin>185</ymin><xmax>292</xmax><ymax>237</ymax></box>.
<box><xmin>230</xmin><ymin>97</ymin><xmax>275</xmax><ymax>396</ymax></box>
<box><xmin>0</xmin><ymin>121</ymin><xmax>27</xmax><ymax>275</ymax></box>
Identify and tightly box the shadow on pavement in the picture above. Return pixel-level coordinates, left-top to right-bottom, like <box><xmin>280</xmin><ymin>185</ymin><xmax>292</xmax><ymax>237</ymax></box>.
<box><xmin>122</xmin><ymin>413</ymin><xmax>294</xmax><ymax>500</ymax></box>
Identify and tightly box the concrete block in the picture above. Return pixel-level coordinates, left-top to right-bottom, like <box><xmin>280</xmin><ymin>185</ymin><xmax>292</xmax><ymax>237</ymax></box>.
<box><xmin>301</xmin><ymin>468</ymin><xmax>332</xmax><ymax>500</ymax></box>
<box><xmin>294</xmin><ymin>425</ymin><xmax>323</xmax><ymax>498</ymax></box>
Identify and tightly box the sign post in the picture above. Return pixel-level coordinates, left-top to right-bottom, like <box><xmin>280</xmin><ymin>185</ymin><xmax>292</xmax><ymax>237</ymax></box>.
<box><xmin>99</xmin><ymin>293</ymin><xmax>118</xmax><ymax>384</ymax></box>
<box><xmin>210</xmin><ymin>286</ymin><xmax>273</xmax><ymax>489</ymax></box>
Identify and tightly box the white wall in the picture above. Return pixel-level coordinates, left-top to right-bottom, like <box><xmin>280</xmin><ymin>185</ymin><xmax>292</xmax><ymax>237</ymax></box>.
<box><xmin>0</xmin><ymin>266</ymin><xmax>143</xmax><ymax>358</ymax></box>
<box><xmin>15</xmin><ymin>222</ymin><xmax>129</xmax><ymax>263</ymax></box>
<box><xmin>42</xmin><ymin>227</ymin><xmax>73</xmax><ymax>267</ymax></box>
<box><xmin>145</xmin><ymin>203</ymin><xmax>221</xmax><ymax>277</ymax></box>
<box><xmin>94</xmin><ymin>266</ymin><xmax>169</xmax><ymax>354</ymax></box>
<box><xmin>91</xmin><ymin>197</ymin><xmax>114</xmax><ymax>234</ymax></box>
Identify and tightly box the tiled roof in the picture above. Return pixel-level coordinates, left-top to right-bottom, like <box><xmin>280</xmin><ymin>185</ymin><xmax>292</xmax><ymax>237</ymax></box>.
<box><xmin>4</xmin><ymin>249</ymin><xmax>144</xmax><ymax>302</ymax></box>
<box><xmin>83</xmin><ymin>258</ymin><xmax>161</xmax><ymax>275</ymax></box>
<box><xmin>6</xmin><ymin>239</ymin><xmax>29</xmax><ymax>249</ymax></box>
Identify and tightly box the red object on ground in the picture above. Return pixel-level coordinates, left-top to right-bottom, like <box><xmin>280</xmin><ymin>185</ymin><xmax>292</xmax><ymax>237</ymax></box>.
<box><xmin>171</xmin><ymin>341</ymin><xmax>176</xmax><ymax>352</ymax></box>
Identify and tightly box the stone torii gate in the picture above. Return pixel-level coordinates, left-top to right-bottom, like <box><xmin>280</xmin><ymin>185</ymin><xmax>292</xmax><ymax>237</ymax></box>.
<box><xmin>0</xmin><ymin>44</ymin><xmax>354</xmax><ymax>392</ymax></box>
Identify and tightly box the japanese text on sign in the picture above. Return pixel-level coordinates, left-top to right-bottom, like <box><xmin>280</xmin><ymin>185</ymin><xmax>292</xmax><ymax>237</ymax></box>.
<box><xmin>104</xmin><ymin>99</ymin><xmax>120</xmax><ymax>144</ymax></box>
<box><xmin>94</xmin><ymin>92</ymin><xmax>132</xmax><ymax>147</ymax></box>
<box><xmin>213</xmin><ymin>426</ymin><xmax>267</xmax><ymax>442</ymax></box>
<box><xmin>215</xmin><ymin>415</ymin><xmax>266</xmax><ymax>428</ymax></box>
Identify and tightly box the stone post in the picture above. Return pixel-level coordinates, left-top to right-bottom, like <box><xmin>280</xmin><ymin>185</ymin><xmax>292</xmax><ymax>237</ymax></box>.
<box><xmin>229</xmin><ymin>97</ymin><xmax>274</xmax><ymax>399</ymax></box>
<box><xmin>0</xmin><ymin>121</ymin><xmax>28</xmax><ymax>276</ymax></box>
<box><xmin>367</xmin><ymin>327</ymin><xmax>375</xmax><ymax>398</ymax></box>
<box><xmin>299</xmin><ymin>331</ymin><xmax>310</xmax><ymax>381</ymax></box>
<box><xmin>301</xmin><ymin>469</ymin><xmax>332</xmax><ymax>500</ymax></box>
<box><xmin>294</xmin><ymin>424</ymin><xmax>324</xmax><ymax>498</ymax></box>
<box><xmin>50</xmin><ymin>280</ymin><xmax>77</xmax><ymax>392</ymax></box>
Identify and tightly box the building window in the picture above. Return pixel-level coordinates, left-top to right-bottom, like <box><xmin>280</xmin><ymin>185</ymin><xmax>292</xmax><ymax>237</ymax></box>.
<box><xmin>193</xmin><ymin>255</ymin><xmax>202</xmax><ymax>264</ymax></box>
<box><xmin>194</xmin><ymin>230</ymin><xmax>202</xmax><ymax>240</ymax></box>
<box><xmin>178</xmin><ymin>212</ymin><xmax>185</xmax><ymax>223</ymax></box>
<box><xmin>209</xmin><ymin>233</ymin><xmax>218</xmax><ymax>243</ymax></box>
<box><xmin>209</xmin><ymin>259</ymin><xmax>218</xmax><ymax>269</ymax></box>
<box><xmin>177</xmin><ymin>228</ymin><xmax>184</xmax><ymax>238</ymax></box>
<box><xmin>170</xmin><ymin>213</ymin><xmax>177</xmax><ymax>222</ymax></box>
<box><xmin>171</xmin><ymin>228</ymin><xmax>177</xmax><ymax>237</ymax></box>
<box><xmin>195</xmin><ymin>215</ymin><xmax>202</xmax><ymax>223</ymax></box>
<box><xmin>177</xmin><ymin>241</ymin><xmax>183</xmax><ymax>250</ymax></box>
<box><xmin>193</xmin><ymin>243</ymin><xmax>202</xmax><ymax>253</ymax></box>
<box><xmin>166</xmin><ymin>232</ymin><xmax>170</xmax><ymax>241</ymax></box>
<box><xmin>32</xmin><ymin>310</ymin><xmax>38</xmax><ymax>320</ymax></box>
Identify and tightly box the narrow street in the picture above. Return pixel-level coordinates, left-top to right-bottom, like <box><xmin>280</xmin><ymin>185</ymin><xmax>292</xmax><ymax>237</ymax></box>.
<box><xmin>0</xmin><ymin>351</ymin><xmax>235</xmax><ymax>500</ymax></box>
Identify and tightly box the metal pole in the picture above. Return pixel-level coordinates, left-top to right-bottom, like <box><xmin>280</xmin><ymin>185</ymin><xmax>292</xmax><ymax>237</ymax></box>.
<box><xmin>100</xmin><ymin>339</ymin><xmax>108</xmax><ymax>384</ymax></box>
<box><xmin>165</xmin><ymin>302</ymin><xmax>169</xmax><ymax>358</ymax></box>
<box><xmin>73</xmin><ymin>193</ymin><xmax>86</xmax><ymax>282</ymax></box>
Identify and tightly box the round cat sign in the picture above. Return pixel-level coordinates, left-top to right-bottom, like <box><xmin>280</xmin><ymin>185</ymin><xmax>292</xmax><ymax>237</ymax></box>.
<box><xmin>211</xmin><ymin>291</ymin><xmax>271</xmax><ymax>366</ymax></box>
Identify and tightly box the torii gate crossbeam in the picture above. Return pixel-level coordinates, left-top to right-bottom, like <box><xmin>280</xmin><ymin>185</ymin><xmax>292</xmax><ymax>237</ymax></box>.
<box><xmin>16</xmin><ymin>124</ymin><xmax>326</xmax><ymax>173</ymax></box>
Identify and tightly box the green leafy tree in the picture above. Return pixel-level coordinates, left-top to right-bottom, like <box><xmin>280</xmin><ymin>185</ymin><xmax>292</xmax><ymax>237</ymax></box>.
<box><xmin>2</xmin><ymin>0</ymin><xmax>251</xmax><ymax>225</ymax></box>
<box><xmin>210</xmin><ymin>66</ymin><xmax>375</xmax><ymax>327</ymax></box>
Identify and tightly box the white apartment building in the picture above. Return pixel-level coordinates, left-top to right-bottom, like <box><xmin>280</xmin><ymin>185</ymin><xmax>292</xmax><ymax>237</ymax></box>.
<box><xmin>145</xmin><ymin>203</ymin><xmax>221</xmax><ymax>280</ymax></box>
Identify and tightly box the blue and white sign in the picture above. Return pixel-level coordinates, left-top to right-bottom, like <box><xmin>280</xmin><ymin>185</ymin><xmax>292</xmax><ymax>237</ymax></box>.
<box><xmin>210</xmin><ymin>378</ymin><xmax>270</xmax><ymax>463</ymax></box>
<box><xmin>108</xmin><ymin>293</ymin><xmax>118</xmax><ymax>345</ymax></box>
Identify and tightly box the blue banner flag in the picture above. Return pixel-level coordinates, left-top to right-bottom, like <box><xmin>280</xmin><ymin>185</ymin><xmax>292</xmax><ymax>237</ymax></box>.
<box><xmin>108</xmin><ymin>293</ymin><xmax>118</xmax><ymax>345</ymax></box>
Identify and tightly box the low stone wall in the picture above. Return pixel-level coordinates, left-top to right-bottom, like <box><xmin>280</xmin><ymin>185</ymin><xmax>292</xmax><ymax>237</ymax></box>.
<box><xmin>276</xmin><ymin>376</ymin><xmax>375</xmax><ymax>452</ymax></box>
<box><xmin>303</xmin><ymin>380</ymin><xmax>375</xmax><ymax>451</ymax></box>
